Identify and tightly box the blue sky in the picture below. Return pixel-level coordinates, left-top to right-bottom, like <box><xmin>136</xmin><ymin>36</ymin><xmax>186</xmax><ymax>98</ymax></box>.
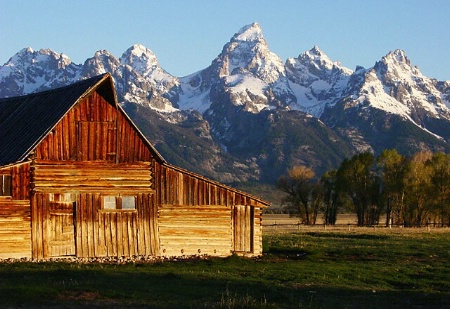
<box><xmin>1</xmin><ymin>0</ymin><xmax>449</xmax><ymax>80</ymax></box>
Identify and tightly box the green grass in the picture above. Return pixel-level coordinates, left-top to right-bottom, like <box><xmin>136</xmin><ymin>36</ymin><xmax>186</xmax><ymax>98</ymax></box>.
<box><xmin>1</xmin><ymin>230</ymin><xmax>449</xmax><ymax>308</ymax></box>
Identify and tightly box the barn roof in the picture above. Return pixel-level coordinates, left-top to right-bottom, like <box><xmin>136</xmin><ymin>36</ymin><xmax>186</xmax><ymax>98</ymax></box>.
<box><xmin>0</xmin><ymin>73</ymin><xmax>165</xmax><ymax>167</ymax></box>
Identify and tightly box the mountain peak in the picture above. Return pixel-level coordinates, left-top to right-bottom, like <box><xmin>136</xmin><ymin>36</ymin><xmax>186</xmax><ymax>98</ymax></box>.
<box><xmin>21</xmin><ymin>47</ymin><xmax>34</xmax><ymax>54</ymax></box>
<box><xmin>214</xmin><ymin>22</ymin><xmax>284</xmax><ymax>83</ymax></box>
<box><xmin>309</xmin><ymin>45</ymin><xmax>324</xmax><ymax>56</ymax></box>
<box><xmin>233</xmin><ymin>22</ymin><xmax>263</xmax><ymax>42</ymax></box>
<box><xmin>5</xmin><ymin>47</ymin><xmax>35</xmax><ymax>64</ymax></box>
<box><xmin>297</xmin><ymin>46</ymin><xmax>348</xmax><ymax>73</ymax></box>
<box><xmin>373</xmin><ymin>49</ymin><xmax>420</xmax><ymax>81</ymax></box>
<box><xmin>383</xmin><ymin>49</ymin><xmax>410</xmax><ymax>65</ymax></box>
<box><xmin>126</xmin><ymin>44</ymin><xmax>157</xmax><ymax>59</ymax></box>
<box><xmin>93</xmin><ymin>50</ymin><xmax>115</xmax><ymax>58</ymax></box>
<box><xmin>120</xmin><ymin>44</ymin><xmax>159</xmax><ymax>75</ymax></box>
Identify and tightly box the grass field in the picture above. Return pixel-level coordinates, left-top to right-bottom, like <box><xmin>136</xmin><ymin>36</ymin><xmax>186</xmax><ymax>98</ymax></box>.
<box><xmin>1</xmin><ymin>222</ymin><xmax>449</xmax><ymax>308</ymax></box>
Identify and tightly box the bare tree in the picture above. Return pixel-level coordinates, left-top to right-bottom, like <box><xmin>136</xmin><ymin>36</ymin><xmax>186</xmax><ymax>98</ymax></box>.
<box><xmin>277</xmin><ymin>165</ymin><xmax>319</xmax><ymax>224</ymax></box>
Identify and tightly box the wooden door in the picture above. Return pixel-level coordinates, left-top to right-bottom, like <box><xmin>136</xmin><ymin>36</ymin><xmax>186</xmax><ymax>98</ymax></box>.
<box><xmin>48</xmin><ymin>201</ymin><xmax>76</xmax><ymax>257</ymax></box>
<box><xmin>233</xmin><ymin>205</ymin><xmax>254</xmax><ymax>253</ymax></box>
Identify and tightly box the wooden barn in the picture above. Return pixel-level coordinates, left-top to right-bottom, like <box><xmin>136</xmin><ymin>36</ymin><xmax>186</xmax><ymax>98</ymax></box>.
<box><xmin>0</xmin><ymin>73</ymin><xmax>269</xmax><ymax>260</ymax></box>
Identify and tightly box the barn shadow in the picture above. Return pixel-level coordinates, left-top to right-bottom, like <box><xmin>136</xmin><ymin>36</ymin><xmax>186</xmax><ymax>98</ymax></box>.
<box><xmin>0</xmin><ymin>260</ymin><xmax>448</xmax><ymax>308</ymax></box>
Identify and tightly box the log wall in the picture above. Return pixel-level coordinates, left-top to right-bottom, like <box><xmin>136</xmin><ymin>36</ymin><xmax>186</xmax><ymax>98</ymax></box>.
<box><xmin>155</xmin><ymin>163</ymin><xmax>266</xmax><ymax>257</ymax></box>
<box><xmin>159</xmin><ymin>205</ymin><xmax>232</xmax><ymax>257</ymax></box>
<box><xmin>32</xmin><ymin>161</ymin><xmax>153</xmax><ymax>194</ymax></box>
<box><xmin>1</xmin><ymin>164</ymin><xmax>31</xmax><ymax>200</ymax></box>
<box><xmin>0</xmin><ymin>198</ymin><xmax>31</xmax><ymax>258</ymax></box>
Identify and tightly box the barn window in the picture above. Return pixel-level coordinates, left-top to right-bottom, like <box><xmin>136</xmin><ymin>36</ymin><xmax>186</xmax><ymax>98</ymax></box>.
<box><xmin>103</xmin><ymin>196</ymin><xmax>117</xmax><ymax>209</ymax></box>
<box><xmin>102</xmin><ymin>195</ymin><xmax>136</xmax><ymax>210</ymax></box>
<box><xmin>49</xmin><ymin>193</ymin><xmax>76</xmax><ymax>202</ymax></box>
<box><xmin>121</xmin><ymin>196</ymin><xmax>136</xmax><ymax>209</ymax></box>
<box><xmin>0</xmin><ymin>175</ymin><xmax>12</xmax><ymax>196</ymax></box>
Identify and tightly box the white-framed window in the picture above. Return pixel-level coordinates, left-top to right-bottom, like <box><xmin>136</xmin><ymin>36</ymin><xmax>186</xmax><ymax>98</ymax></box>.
<box><xmin>102</xmin><ymin>195</ymin><xmax>136</xmax><ymax>210</ymax></box>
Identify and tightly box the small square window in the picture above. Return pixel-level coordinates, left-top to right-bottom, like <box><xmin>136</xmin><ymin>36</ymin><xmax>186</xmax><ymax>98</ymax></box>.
<box><xmin>103</xmin><ymin>196</ymin><xmax>117</xmax><ymax>209</ymax></box>
<box><xmin>121</xmin><ymin>196</ymin><xmax>136</xmax><ymax>210</ymax></box>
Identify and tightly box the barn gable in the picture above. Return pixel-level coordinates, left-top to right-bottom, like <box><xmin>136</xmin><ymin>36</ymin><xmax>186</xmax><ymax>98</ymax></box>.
<box><xmin>0</xmin><ymin>73</ymin><xmax>164</xmax><ymax>167</ymax></box>
<box><xmin>0</xmin><ymin>73</ymin><xmax>269</xmax><ymax>260</ymax></box>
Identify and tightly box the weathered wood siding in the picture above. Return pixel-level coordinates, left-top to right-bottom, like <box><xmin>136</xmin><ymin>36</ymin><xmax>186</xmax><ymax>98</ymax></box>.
<box><xmin>0</xmin><ymin>80</ymin><xmax>268</xmax><ymax>259</ymax></box>
<box><xmin>253</xmin><ymin>207</ymin><xmax>263</xmax><ymax>256</ymax></box>
<box><xmin>0</xmin><ymin>198</ymin><xmax>31</xmax><ymax>258</ymax></box>
<box><xmin>32</xmin><ymin>162</ymin><xmax>153</xmax><ymax>194</ymax></box>
<box><xmin>0</xmin><ymin>165</ymin><xmax>32</xmax><ymax>258</ymax></box>
<box><xmin>34</xmin><ymin>91</ymin><xmax>154</xmax><ymax>163</ymax></box>
<box><xmin>155</xmin><ymin>164</ymin><xmax>265</xmax><ymax>257</ymax></box>
<box><xmin>1</xmin><ymin>164</ymin><xmax>31</xmax><ymax>200</ymax></box>
<box><xmin>48</xmin><ymin>201</ymin><xmax>75</xmax><ymax>257</ymax></box>
<box><xmin>159</xmin><ymin>205</ymin><xmax>232</xmax><ymax>257</ymax></box>
<box><xmin>28</xmin><ymin>90</ymin><xmax>160</xmax><ymax>259</ymax></box>
<box><xmin>233</xmin><ymin>206</ymin><xmax>263</xmax><ymax>256</ymax></box>
<box><xmin>233</xmin><ymin>205</ymin><xmax>253</xmax><ymax>253</ymax></box>
<box><xmin>32</xmin><ymin>192</ymin><xmax>158</xmax><ymax>259</ymax></box>
<box><xmin>155</xmin><ymin>164</ymin><xmax>264</xmax><ymax>207</ymax></box>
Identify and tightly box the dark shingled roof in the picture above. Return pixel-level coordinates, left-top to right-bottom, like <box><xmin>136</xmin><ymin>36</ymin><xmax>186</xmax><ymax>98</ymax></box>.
<box><xmin>0</xmin><ymin>73</ymin><xmax>165</xmax><ymax>167</ymax></box>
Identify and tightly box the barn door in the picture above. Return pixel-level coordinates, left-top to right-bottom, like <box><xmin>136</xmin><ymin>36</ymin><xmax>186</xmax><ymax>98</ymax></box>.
<box><xmin>233</xmin><ymin>205</ymin><xmax>254</xmax><ymax>253</ymax></box>
<box><xmin>48</xmin><ymin>201</ymin><xmax>76</xmax><ymax>257</ymax></box>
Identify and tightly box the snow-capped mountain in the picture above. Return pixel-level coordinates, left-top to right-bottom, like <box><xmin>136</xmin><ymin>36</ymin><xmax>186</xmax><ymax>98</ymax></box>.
<box><xmin>210</xmin><ymin>23</ymin><xmax>296</xmax><ymax>112</ymax></box>
<box><xmin>1</xmin><ymin>23</ymin><xmax>449</xmax><ymax>185</ymax></box>
<box><xmin>0</xmin><ymin>47</ymin><xmax>81</xmax><ymax>97</ymax></box>
<box><xmin>118</xmin><ymin>44</ymin><xmax>180</xmax><ymax>112</ymax></box>
<box><xmin>286</xmin><ymin>45</ymin><xmax>353</xmax><ymax>117</ymax></box>
<box><xmin>342</xmin><ymin>49</ymin><xmax>450</xmax><ymax>121</ymax></box>
<box><xmin>371</xmin><ymin>50</ymin><xmax>450</xmax><ymax>119</ymax></box>
<box><xmin>179</xmin><ymin>22</ymin><xmax>295</xmax><ymax>115</ymax></box>
<box><xmin>321</xmin><ymin>49</ymin><xmax>450</xmax><ymax>153</ymax></box>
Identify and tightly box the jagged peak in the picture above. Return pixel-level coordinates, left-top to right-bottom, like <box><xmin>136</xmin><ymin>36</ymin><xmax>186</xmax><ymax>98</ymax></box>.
<box><xmin>232</xmin><ymin>22</ymin><xmax>264</xmax><ymax>42</ymax></box>
<box><xmin>5</xmin><ymin>47</ymin><xmax>74</xmax><ymax>69</ymax></box>
<box><xmin>308</xmin><ymin>45</ymin><xmax>325</xmax><ymax>56</ymax></box>
<box><xmin>216</xmin><ymin>23</ymin><xmax>284</xmax><ymax>82</ymax></box>
<box><xmin>38</xmin><ymin>48</ymin><xmax>55</xmax><ymax>56</ymax></box>
<box><xmin>373</xmin><ymin>49</ymin><xmax>422</xmax><ymax>79</ymax></box>
<box><xmin>124</xmin><ymin>44</ymin><xmax>157</xmax><ymax>60</ymax></box>
<box><xmin>93</xmin><ymin>49</ymin><xmax>115</xmax><ymax>58</ymax></box>
<box><xmin>302</xmin><ymin>45</ymin><xmax>333</xmax><ymax>63</ymax></box>
<box><xmin>382</xmin><ymin>49</ymin><xmax>410</xmax><ymax>65</ymax></box>
<box><xmin>120</xmin><ymin>44</ymin><xmax>159</xmax><ymax>73</ymax></box>
<box><xmin>20</xmin><ymin>47</ymin><xmax>34</xmax><ymax>54</ymax></box>
<box><xmin>297</xmin><ymin>46</ymin><xmax>352</xmax><ymax>74</ymax></box>
<box><xmin>6</xmin><ymin>47</ymin><xmax>35</xmax><ymax>63</ymax></box>
<box><xmin>38</xmin><ymin>48</ymin><xmax>71</xmax><ymax>62</ymax></box>
<box><xmin>120</xmin><ymin>44</ymin><xmax>159</xmax><ymax>67</ymax></box>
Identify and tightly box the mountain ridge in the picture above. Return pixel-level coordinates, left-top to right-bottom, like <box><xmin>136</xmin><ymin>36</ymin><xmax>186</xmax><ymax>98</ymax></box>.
<box><xmin>1</xmin><ymin>23</ymin><xmax>450</xmax><ymax>189</ymax></box>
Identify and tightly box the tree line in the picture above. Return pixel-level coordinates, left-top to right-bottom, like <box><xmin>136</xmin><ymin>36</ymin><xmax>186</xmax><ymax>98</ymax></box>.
<box><xmin>276</xmin><ymin>150</ymin><xmax>450</xmax><ymax>227</ymax></box>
